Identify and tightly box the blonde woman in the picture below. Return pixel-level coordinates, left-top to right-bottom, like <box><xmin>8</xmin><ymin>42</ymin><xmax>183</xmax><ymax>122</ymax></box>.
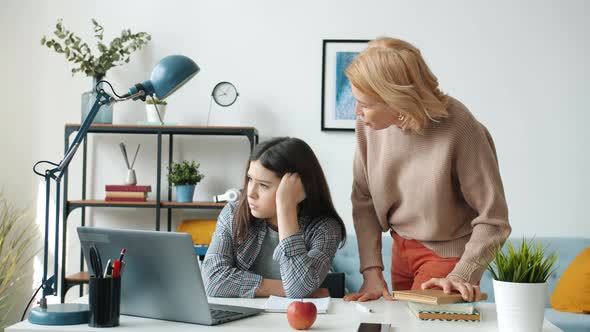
<box><xmin>343</xmin><ymin>37</ymin><xmax>511</xmax><ymax>303</ymax></box>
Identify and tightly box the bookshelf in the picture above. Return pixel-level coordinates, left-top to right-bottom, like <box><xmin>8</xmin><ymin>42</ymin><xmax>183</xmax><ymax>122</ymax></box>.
<box><xmin>61</xmin><ymin>124</ymin><xmax>258</xmax><ymax>302</ymax></box>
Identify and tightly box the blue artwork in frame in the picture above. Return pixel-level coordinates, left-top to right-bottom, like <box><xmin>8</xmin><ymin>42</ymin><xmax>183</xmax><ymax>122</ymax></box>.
<box><xmin>335</xmin><ymin>52</ymin><xmax>358</xmax><ymax>121</ymax></box>
<box><xmin>321</xmin><ymin>39</ymin><xmax>369</xmax><ymax>131</ymax></box>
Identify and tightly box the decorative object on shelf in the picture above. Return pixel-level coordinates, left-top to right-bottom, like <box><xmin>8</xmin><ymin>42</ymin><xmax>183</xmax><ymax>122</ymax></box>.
<box><xmin>41</xmin><ymin>18</ymin><xmax>151</xmax><ymax>124</ymax></box>
<box><xmin>118</xmin><ymin>142</ymin><xmax>140</xmax><ymax>185</ymax></box>
<box><xmin>207</xmin><ymin>81</ymin><xmax>240</xmax><ymax>126</ymax></box>
<box><xmin>167</xmin><ymin>161</ymin><xmax>205</xmax><ymax>203</ymax></box>
<box><xmin>104</xmin><ymin>185</ymin><xmax>151</xmax><ymax>202</ymax></box>
<box><xmin>321</xmin><ymin>39</ymin><xmax>369</xmax><ymax>131</ymax></box>
<box><xmin>144</xmin><ymin>96</ymin><xmax>168</xmax><ymax>124</ymax></box>
<box><xmin>29</xmin><ymin>54</ymin><xmax>199</xmax><ymax>325</ymax></box>
<box><xmin>213</xmin><ymin>188</ymin><xmax>240</xmax><ymax>203</ymax></box>
<box><xmin>0</xmin><ymin>194</ymin><xmax>38</xmax><ymax>329</ymax></box>
<box><xmin>177</xmin><ymin>219</ymin><xmax>217</xmax><ymax>258</ymax></box>
<box><xmin>486</xmin><ymin>238</ymin><xmax>558</xmax><ymax>332</ymax></box>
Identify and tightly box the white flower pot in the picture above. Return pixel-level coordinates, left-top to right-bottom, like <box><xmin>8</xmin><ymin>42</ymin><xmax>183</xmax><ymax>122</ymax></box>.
<box><xmin>493</xmin><ymin>279</ymin><xmax>547</xmax><ymax>332</ymax></box>
<box><xmin>146</xmin><ymin>104</ymin><xmax>167</xmax><ymax>123</ymax></box>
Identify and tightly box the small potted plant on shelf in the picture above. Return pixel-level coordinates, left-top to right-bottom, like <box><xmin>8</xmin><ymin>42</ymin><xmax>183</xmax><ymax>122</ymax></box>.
<box><xmin>167</xmin><ymin>161</ymin><xmax>204</xmax><ymax>203</ymax></box>
<box><xmin>487</xmin><ymin>238</ymin><xmax>558</xmax><ymax>332</ymax></box>
<box><xmin>145</xmin><ymin>96</ymin><xmax>168</xmax><ymax>123</ymax></box>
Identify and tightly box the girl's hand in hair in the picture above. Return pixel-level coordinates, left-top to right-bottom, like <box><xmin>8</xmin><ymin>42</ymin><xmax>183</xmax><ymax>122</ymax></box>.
<box><xmin>276</xmin><ymin>173</ymin><xmax>306</xmax><ymax>209</ymax></box>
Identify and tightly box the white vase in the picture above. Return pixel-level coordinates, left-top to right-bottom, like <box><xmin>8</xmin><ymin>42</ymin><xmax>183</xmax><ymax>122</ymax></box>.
<box><xmin>493</xmin><ymin>279</ymin><xmax>547</xmax><ymax>332</ymax></box>
<box><xmin>146</xmin><ymin>104</ymin><xmax>167</xmax><ymax>123</ymax></box>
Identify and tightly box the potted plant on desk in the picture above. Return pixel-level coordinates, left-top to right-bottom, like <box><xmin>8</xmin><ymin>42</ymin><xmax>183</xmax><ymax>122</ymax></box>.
<box><xmin>487</xmin><ymin>238</ymin><xmax>558</xmax><ymax>332</ymax></box>
<box><xmin>167</xmin><ymin>161</ymin><xmax>205</xmax><ymax>203</ymax></box>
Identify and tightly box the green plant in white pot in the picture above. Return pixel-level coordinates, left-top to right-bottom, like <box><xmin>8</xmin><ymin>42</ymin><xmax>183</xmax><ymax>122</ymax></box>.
<box><xmin>145</xmin><ymin>97</ymin><xmax>168</xmax><ymax>124</ymax></box>
<box><xmin>487</xmin><ymin>238</ymin><xmax>557</xmax><ymax>332</ymax></box>
<box><xmin>167</xmin><ymin>161</ymin><xmax>204</xmax><ymax>203</ymax></box>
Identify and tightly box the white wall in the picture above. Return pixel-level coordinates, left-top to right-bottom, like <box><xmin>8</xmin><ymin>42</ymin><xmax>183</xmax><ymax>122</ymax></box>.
<box><xmin>1</xmin><ymin>0</ymin><xmax>589</xmax><ymax>326</ymax></box>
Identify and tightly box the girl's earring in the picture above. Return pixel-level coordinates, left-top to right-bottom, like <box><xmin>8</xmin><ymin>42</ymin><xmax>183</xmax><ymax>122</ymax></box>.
<box><xmin>398</xmin><ymin>114</ymin><xmax>405</xmax><ymax>121</ymax></box>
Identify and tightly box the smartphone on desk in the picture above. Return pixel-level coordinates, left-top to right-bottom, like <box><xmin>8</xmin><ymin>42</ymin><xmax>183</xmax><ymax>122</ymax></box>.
<box><xmin>357</xmin><ymin>323</ymin><xmax>391</xmax><ymax>332</ymax></box>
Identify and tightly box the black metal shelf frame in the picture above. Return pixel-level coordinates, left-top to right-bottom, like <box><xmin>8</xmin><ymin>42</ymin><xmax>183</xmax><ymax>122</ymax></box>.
<box><xmin>60</xmin><ymin>124</ymin><xmax>258</xmax><ymax>302</ymax></box>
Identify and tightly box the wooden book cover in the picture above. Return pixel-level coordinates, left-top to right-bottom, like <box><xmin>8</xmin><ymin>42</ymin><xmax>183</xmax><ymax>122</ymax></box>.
<box><xmin>393</xmin><ymin>289</ymin><xmax>487</xmax><ymax>305</ymax></box>
<box><xmin>408</xmin><ymin>304</ymin><xmax>482</xmax><ymax>321</ymax></box>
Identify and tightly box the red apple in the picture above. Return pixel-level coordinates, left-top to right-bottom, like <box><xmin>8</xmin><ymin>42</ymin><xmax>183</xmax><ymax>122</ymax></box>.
<box><xmin>287</xmin><ymin>301</ymin><xmax>317</xmax><ymax>330</ymax></box>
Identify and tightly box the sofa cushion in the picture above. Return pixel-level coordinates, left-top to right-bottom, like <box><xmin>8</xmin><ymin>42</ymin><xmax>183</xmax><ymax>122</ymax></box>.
<box><xmin>550</xmin><ymin>246</ymin><xmax>590</xmax><ymax>313</ymax></box>
<box><xmin>544</xmin><ymin>308</ymin><xmax>590</xmax><ymax>332</ymax></box>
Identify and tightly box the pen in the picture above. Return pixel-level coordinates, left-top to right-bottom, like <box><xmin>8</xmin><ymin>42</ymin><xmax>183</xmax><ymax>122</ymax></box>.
<box><xmin>118</xmin><ymin>248</ymin><xmax>127</xmax><ymax>262</ymax></box>
<box><xmin>113</xmin><ymin>260</ymin><xmax>121</xmax><ymax>278</ymax></box>
<box><xmin>89</xmin><ymin>245</ymin><xmax>103</xmax><ymax>278</ymax></box>
<box><xmin>354</xmin><ymin>302</ymin><xmax>374</xmax><ymax>314</ymax></box>
<box><xmin>104</xmin><ymin>259</ymin><xmax>112</xmax><ymax>278</ymax></box>
<box><xmin>95</xmin><ymin>245</ymin><xmax>103</xmax><ymax>277</ymax></box>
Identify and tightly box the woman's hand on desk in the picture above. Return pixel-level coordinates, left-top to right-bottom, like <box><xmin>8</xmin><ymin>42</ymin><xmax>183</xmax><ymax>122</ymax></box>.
<box><xmin>343</xmin><ymin>267</ymin><xmax>393</xmax><ymax>302</ymax></box>
<box><xmin>421</xmin><ymin>276</ymin><xmax>483</xmax><ymax>302</ymax></box>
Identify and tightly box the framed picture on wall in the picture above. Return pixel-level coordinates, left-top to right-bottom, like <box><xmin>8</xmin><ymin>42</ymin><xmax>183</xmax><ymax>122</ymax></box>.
<box><xmin>321</xmin><ymin>39</ymin><xmax>369</xmax><ymax>131</ymax></box>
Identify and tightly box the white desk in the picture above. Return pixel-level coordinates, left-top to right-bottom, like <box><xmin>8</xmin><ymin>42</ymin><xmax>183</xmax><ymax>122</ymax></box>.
<box><xmin>8</xmin><ymin>298</ymin><xmax>563</xmax><ymax>331</ymax></box>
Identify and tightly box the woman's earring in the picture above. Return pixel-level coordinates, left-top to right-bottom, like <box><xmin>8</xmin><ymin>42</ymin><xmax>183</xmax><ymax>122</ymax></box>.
<box><xmin>398</xmin><ymin>114</ymin><xmax>405</xmax><ymax>121</ymax></box>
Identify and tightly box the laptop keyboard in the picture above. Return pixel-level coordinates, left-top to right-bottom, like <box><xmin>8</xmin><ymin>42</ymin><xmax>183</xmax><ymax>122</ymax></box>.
<box><xmin>210</xmin><ymin>309</ymin><xmax>242</xmax><ymax>320</ymax></box>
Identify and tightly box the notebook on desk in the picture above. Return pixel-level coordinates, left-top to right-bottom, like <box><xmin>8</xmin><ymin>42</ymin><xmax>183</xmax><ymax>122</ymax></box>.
<box><xmin>77</xmin><ymin>227</ymin><xmax>262</xmax><ymax>325</ymax></box>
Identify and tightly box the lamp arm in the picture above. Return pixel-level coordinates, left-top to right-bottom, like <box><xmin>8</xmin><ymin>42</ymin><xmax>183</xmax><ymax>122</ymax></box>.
<box><xmin>58</xmin><ymin>90</ymin><xmax>114</xmax><ymax>173</ymax></box>
<box><xmin>34</xmin><ymin>87</ymin><xmax>120</xmax><ymax>306</ymax></box>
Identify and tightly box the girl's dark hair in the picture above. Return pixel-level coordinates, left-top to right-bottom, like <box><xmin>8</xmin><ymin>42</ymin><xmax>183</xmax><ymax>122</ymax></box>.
<box><xmin>232</xmin><ymin>137</ymin><xmax>346</xmax><ymax>248</ymax></box>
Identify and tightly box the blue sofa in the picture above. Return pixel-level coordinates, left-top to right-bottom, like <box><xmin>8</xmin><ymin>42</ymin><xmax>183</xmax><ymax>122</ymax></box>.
<box><xmin>332</xmin><ymin>235</ymin><xmax>590</xmax><ymax>332</ymax></box>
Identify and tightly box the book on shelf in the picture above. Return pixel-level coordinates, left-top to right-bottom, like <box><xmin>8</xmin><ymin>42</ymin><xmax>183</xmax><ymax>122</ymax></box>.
<box><xmin>105</xmin><ymin>196</ymin><xmax>147</xmax><ymax>202</ymax></box>
<box><xmin>392</xmin><ymin>289</ymin><xmax>488</xmax><ymax>305</ymax></box>
<box><xmin>407</xmin><ymin>303</ymin><xmax>481</xmax><ymax>321</ymax></box>
<box><xmin>105</xmin><ymin>191</ymin><xmax>148</xmax><ymax>198</ymax></box>
<box><xmin>105</xmin><ymin>184</ymin><xmax>152</xmax><ymax>192</ymax></box>
<box><xmin>407</xmin><ymin>301</ymin><xmax>475</xmax><ymax>315</ymax></box>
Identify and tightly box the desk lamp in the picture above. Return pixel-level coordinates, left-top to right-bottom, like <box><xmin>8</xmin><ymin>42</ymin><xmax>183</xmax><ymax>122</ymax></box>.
<box><xmin>28</xmin><ymin>55</ymin><xmax>199</xmax><ymax>325</ymax></box>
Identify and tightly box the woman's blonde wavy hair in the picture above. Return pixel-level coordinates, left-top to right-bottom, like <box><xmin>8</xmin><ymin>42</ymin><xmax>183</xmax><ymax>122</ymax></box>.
<box><xmin>345</xmin><ymin>37</ymin><xmax>449</xmax><ymax>133</ymax></box>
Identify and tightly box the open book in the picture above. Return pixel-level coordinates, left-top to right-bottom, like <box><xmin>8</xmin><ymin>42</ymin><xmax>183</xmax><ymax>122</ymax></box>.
<box><xmin>393</xmin><ymin>289</ymin><xmax>488</xmax><ymax>305</ymax></box>
<box><xmin>263</xmin><ymin>296</ymin><xmax>331</xmax><ymax>314</ymax></box>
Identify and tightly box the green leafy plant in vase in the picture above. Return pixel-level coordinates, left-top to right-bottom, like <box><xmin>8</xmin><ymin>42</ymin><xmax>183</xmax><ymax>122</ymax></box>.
<box><xmin>486</xmin><ymin>238</ymin><xmax>558</xmax><ymax>332</ymax></box>
<box><xmin>167</xmin><ymin>161</ymin><xmax>205</xmax><ymax>203</ymax></box>
<box><xmin>41</xmin><ymin>19</ymin><xmax>151</xmax><ymax>124</ymax></box>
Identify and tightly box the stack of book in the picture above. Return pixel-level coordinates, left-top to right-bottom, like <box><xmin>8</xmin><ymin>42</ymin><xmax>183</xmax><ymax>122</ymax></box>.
<box><xmin>393</xmin><ymin>289</ymin><xmax>487</xmax><ymax>322</ymax></box>
<box><xmin>105</xmin><ymin>185</ymin><xmax>151</xmax><ymax>202</ymax></box>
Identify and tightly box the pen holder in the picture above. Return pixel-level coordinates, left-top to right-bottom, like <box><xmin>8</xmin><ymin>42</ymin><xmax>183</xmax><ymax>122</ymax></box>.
<box><xmin>89</xmin><ymin>276</ymin><xmax>121</xmax><ymax>328</ymax></box>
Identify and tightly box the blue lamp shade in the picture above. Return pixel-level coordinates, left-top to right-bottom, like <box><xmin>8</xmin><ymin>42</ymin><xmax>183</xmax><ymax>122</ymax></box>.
<box><xmin>129</xmin><ymin>55</ymin><xmax>200</xmax><ymax>100</ymax></box>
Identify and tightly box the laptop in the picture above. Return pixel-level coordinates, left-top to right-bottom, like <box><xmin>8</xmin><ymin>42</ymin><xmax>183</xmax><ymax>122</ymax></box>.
<box><xmin>77</xmin><ymin>227</ymin><xmax>262</xmax><ymax>325</ymax></box>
